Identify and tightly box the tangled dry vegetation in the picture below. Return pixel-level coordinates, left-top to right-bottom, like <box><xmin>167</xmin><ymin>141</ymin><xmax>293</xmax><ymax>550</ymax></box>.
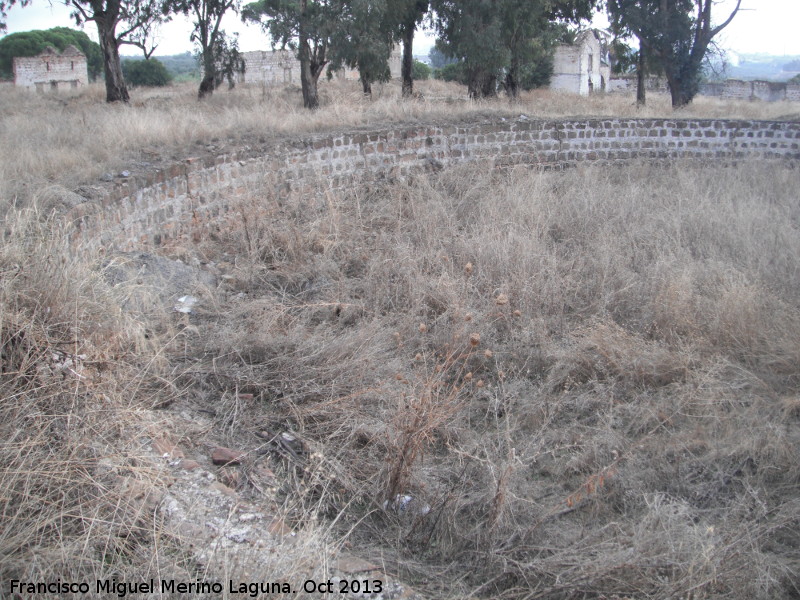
<box><xmin>177</xmin><ymin>160</ymin><xmax>799</xmax><ymax>598</ymax></box>
<box><xmin>1</xmin><ymin>81</ymin><xmax>799</xmax><ymax>599</ymax></box>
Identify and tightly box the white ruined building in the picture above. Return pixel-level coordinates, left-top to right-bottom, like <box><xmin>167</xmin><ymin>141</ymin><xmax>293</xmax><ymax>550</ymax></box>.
<box><xmin>237</xmin><ymin>49</ymin><xmax>301</xmax><ymax>85</ymax></box>
<box><xmin>238</xmin><ymin>46</ymin><xmax>402</xmax><ymax>86</ymax></box>
<box><xmin>551</xmin><ymin>30</ymin><xmax>610</xmax><ymax>95</ymax></box>
<box><xmin>14</xmin><ymin>45</ymin><xmax>89</xmax><ymax>92</ymax></box>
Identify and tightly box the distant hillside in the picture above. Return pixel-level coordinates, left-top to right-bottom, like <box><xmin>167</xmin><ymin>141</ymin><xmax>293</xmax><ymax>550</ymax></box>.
<box><xmin>727</xmin><ymin>53</ymin><xmax>800</xmax><ymax>82</ymax></box>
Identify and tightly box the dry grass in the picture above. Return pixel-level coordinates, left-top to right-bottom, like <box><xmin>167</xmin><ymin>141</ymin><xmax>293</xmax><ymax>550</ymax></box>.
<box><xmin>183</xmin><ymin>160</ymin><xmax>800</xmax><ymax>598</ymax></box>
<box><xmin>0</xmin><ymin>193</ymin><xmax>343</xmax><ymax>600</ymax></box>
<box><xmin>1</xmin><ymin>85</ymin><xmax>799</xmax><ymax>598</ymax></box>
<box><xmin>0</xmin><ymin>207</ymin><xmax>169</xmax><ymax>585</ymax></box>
<box><xmin>1</xmin><ymin>78</ymin><xmax>799</xmax><ymax>206</ymax></box>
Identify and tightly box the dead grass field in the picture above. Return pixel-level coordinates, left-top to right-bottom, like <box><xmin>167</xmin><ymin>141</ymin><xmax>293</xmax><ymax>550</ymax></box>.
<box><xmin>1</xmin><ymin>77</ymin><xmax>799</xmax><ymax>206</ymax></box>
<box><xmin>1</xmin><ymin>81</ymin><xmax>799</xmax><ymax>599</ymax></box>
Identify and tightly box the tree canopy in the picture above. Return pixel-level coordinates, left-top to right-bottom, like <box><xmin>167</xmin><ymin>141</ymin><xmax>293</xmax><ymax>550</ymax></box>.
<box><xmin>243</xmin><ymin>0</ymin><xmax>345</xmax><ymax>108</ymax></box>
<box><xmin>327</xmin><ymin>0</ymin><xmax>395</xmax><ymax>96</ymax></box>
<box><xmin>0</xmin><ymin>27</ymin><xmax>102</xmax><ymax>80</ymax></box>
<box><xmin>606</xmin><ymin>0</ymin><xmax>742</xmax><ymax>107</ymax></box>
<box><xmin>166</xmin><ymin>0</ymin><xmax>242</xmax><ymax>98</ymax></box>
<box><xmin>431</xmin><ymin>0</ymin><xmax>597</xmax><ymax>98</ymax></box>
<box><xmin>122</xmin><ymin>56</ymin><xmax>172</xmax><ymax>85</ymax></box>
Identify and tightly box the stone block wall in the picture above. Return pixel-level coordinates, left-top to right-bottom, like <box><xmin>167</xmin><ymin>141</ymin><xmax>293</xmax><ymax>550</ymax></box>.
<box><xmin>14</xmin><ymin>45</ymin><xmax>88</xmax><ymax>91</ymax></box>
<box><xmin>239</xmin><ymin>50</ymin><xmax>301</xmax><ymax>85</ymax></box>
<box><xmin>240</xmin><ymin>47</ymin><xmax>402</xmax><ymax>86</ymax></box>
<box><xmin>607</xmin><ymin>76</ymin><xmax>670</xmax><ymax>94</ymax></box>
<box><xmin>69</xmin><ymin>118</ymin><xmax>800</xmax><ymax>252</ymax></box>
<box><xmin>698</xmin><ymin>79</ymin><xmax>800</xmax><ymax>102</ymax></box>
<box><xmin>611</xmin><ymin>78</ymin><xmax>800</xmax><ymax>102</ymax></box>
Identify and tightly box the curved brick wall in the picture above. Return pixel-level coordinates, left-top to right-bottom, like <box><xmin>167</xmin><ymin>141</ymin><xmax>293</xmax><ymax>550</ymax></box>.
<box><xmin>71</xmin><ymin>117</ymin><xmax>800</xmax><ymax>250</ymax></box>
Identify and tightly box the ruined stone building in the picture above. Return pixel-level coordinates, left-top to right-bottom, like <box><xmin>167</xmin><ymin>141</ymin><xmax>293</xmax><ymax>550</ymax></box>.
<box><xmin>550</xmin><ymin>30</ymin><xmax>610</xmax><ymax>95</ymax></box>
<box><xmin>237</xmin><ymin>49</ymin><xmax>301</xmax><ymax>86</ymax></box>
<box><xmin>14</xmin><ymin>45</ymin><xmax>89</xmax><ymax>92</ymax></box>
<box><xmin>238</xmin><ymin>46</ymin><xmax>402</xmax><ymax>86</ymax></box>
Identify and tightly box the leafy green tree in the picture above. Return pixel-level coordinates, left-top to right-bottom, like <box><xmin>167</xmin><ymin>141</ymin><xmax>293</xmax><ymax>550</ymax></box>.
<box><xmin>412</xmin><ymin>58</ymin><xmax>430</xmax><ymax>80</ymax></box>
<box><xmin>434</xmin><ymin>59</ymin><xmax>464</xmax><ymax>83</ymax></box>
<box><xmin>0</xmin><ymin>27</ymin><xmax>102</xmax><ymax>80</ymax></box>
<box><xmin>167</xmin><ymin>0</ymin><xmax>242</xmax><ymax>98</ymax></box>
<box><xmin>515</xmin><ymin>43</ymin><xmax>554</xmax><ymax>89</ymax></box>
<box><xmin>68</xmin><ymin>0</ymin><xmax>167</xmax><ymax>102</ymax></box>
<box><xmin>327</xmin><ymin>0</ymin><xmax>394</xmax><ymax>97</ymax></box>
<box><xmin>607</xmin><ymin>36</ymin><xmax>651</xmax><ymax>105</ymax></box>
<box><xmin>500</xmin><ymin>0</ymin><xmax>594</xmax><ymax>98</ymax></box>
<box><xmin>432</xmin><ymin>0</ymin><xmax>596</xmax><ymax>99</ymax></box>
<box><xmin>243</xmin><ymin>0</ymin><xmax>344</xmax><ymax>108</ymax></box>
<box><xmin>427</xmin><ymin>45</ymin><xmax>455</xmax><ymax>69</ymax></box>
<box><xmin>606</xmin><ymin>0</ymin><xmax>742</xmax><ymax>107</ymax></box>
<box><xmin>389</xmin><ymin>0</ymin><xmax>428</xmax><ymax>97</ymax></box>
<box><xmin>431</xmin><ymin>0</ymin><xmax>507</xmax><ymax>98</ymax></box>
<box><xmin>122</xmin><ymin>56</ymin><xmax>172</xmax><ymax>85</ymax></box>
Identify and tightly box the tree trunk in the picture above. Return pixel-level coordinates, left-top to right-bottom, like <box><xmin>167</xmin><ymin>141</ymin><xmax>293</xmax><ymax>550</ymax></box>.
<box><xmin>298</xmin><ymin>0</ymin><xmax>319</xmax><ymax>109</ymax></box>
<box><xmin>198</xmin><ymin>74</ymin><xmax>215</xmax><ymax>99</ymax></box>
<box><xmin>665</xmin><ymin>65</ymin><xmax>699</xmax><ymax>108</ymax></box>
<box><xmin>401</xmin><ymin>25</ymin><xmax>414</xmax><ymax>98</ymax></box>
<box><xmin>480</xmin><ymin>74</ymin><xmax>496</xmax><ymax>98</ymax></box>
<box><xmin>95</xmin><ymin>19</ymin><xmax>129</xmax><ymax>103</ymax></box>
<box><xmin>298</xmin><ymin>41</ymin><xmax>326</xmax><ymax>110</ymax></box>
<box><xmin>299</xmin><ymin>46</ymin><xmax>319</xmax><ymax>109</ymax></box>
<box><xmin>505</xmin><ymin>55</ymin><xmax>519</xmax><ymax>99</ymax></box>
<box><xmin>361</xmin><ymin>75</ymin><xmax>372</xmax><ymax>97</ymax></box>
<box><xmin>636</xmin><ymin>43</ymin><xmax>646</xmax><ymax>107</ymax></box>
<box><xmin>504</xmin><ymin>71</ymin><xmax>518</xmax><ymax>99</ymax></box>
<box><xmin>198</xmin><ymin>51</ymin><xmax>215</xmax><ymax>99</ymax></box>
<box><xmin>467</xmin><ymin>78</ymin><xmax>479</xmax><ymax>100</ymax></box>
<box><xmin>669</xmin><ymin>82</ymin><xmax>692</xmax><ymax>108</ymax></box>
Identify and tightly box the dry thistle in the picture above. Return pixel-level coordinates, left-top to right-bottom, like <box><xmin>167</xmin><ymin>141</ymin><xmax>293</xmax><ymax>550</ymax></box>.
<box><xmin>496</xmin><ymin>293</ymin><xmax>509</xmax><ymax>306</ymax></box>
<box><xmin>513</xmin><ymin>310</ymin><xmax>522</xmax><ymax>318</ymax></box>
<box><xmin>465</xmin><ymin>372</ymin><xmax>473</xmax><ymax>381</ymax></box>
<box><xmin>464</xmin><ymin>262</ymin><xmax>473</xmax><ymax>276</ymax></box>
<box><xmin>470</xmin><ymin>333</ymin><xmax>481</xmax><ymax>347</ymax></box>
<box><xmin>464</xmin><ymin>313</ymin><xmax>473</xmax><ymax>322</ymax></box>
<box><xmin>419</xmin><ymin>323</ymin><xmax>427</xmax><ymax>333</ymax></box>
<box><xmin>484</xmin><ymin>349</ymin><xmax>493</xmax><ymax>358</ymax></box>
<box><xmin>415</xmin><ymin>353</ymin><xmax>423</xmax><ymax>361</ymax></box>
<box><xmin>476</xmin><ymin>379</ymin><xmax>485</xmax><ymax>388</ymax></box>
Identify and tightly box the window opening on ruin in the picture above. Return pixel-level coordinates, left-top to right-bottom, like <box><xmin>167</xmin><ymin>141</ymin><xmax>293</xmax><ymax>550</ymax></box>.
<box><xmin>46</xmin><ymin>62</ymin><xmax>50</xmax><ymax>72</ymax></box>
<box><xmin>284</xmin><ymin>68</ymin><xmax>292</xmax><ymax>83</ymax></box>
<box><xmin>71</xmin><ymin>61</ymin><xmax>74</xmax><ymax>70</ymax></box>
<box><xmin>50</xmin><ymin>81</ymin><xmax>58</xmax><ymax>91</ymax></box>
<box><xmin>588</xmin><ymin>53</ymin><xmax>593</xmax><ymax>72</ymax></box>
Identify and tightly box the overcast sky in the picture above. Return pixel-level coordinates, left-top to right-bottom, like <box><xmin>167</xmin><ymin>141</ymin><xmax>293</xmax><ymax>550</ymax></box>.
<box><xmin>3</xmin><ymin>0</ymin><xmax>799</xmax><ymax>59</ymax></box>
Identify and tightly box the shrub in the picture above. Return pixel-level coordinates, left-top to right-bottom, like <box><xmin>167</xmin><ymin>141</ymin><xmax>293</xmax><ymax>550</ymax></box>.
<box><xmin>412</xmin><ymin>59</ymin><xmax>431</xmax><ymax>81</ymax></box>
<box><xmin>122</xmin><ymin>58</ymin><xmax>172</xmax><ymax>87</ymax></box>
<box><xmin>435</xmin><ymin>61</ymin><xmax>466</xmax><ymax>84</ymax></box>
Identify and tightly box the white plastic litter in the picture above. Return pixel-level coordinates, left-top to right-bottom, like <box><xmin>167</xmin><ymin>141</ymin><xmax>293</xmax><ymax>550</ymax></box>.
<box><xmin>174</xmin><ymin>295</ymin><xmax>199</xmax><ymax>314</ymax></box>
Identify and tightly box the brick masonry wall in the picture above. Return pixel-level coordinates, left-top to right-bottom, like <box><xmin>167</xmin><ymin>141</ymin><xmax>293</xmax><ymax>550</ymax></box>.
<box><xmin>69</xmin><ymin>117</ymin><xmax>800</xmax><ymax>251</ymax></box>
